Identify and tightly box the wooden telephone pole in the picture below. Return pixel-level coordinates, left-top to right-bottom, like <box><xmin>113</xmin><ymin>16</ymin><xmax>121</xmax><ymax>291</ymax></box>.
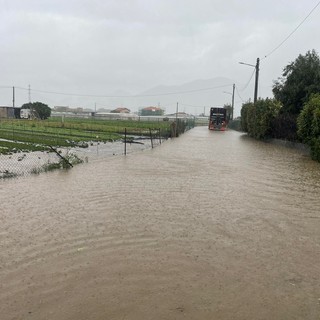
<box><xmin>254</xmin><ymin>58</ymin><xmax>260</xmax><ymax>104</ymax></box>
<box><xmin>232</xmin><ymin>83</ymin><xmax>235</xmax><ymax>120</ymax></box>
<box><xmin>239</xmin><ymin>57</ymin><xmax>260</xmax><ymax>104</ymax></box>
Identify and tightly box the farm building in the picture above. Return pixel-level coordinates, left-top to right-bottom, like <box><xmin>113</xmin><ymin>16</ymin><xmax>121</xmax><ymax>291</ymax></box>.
<box><xmin>140</xmin><ymin>106</ymin><xmax>164</xmax><ymax>116</ymax></box>
<box><xmin>110</xmin><ymin>107</ymin><xmax>130</xmax><ymax>113</ymax></box>
<box><xmin>0</xmin><ymin>106</ymin><xmax>15</xmax><ymax>119</ymax></box>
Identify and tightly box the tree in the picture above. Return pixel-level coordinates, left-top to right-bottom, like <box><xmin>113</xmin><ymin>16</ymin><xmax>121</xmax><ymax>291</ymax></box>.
<box><xmin>223</xmin><ymin>103</ymin><xmax>232</xmax><ymax>121</ymax></box>
<box><xmin>21</xmin><ymin>102</ymin><xmax>51</xmax><ymax>120</ymax></box>
<box><xmin>272</xmin><ymin>50</ymin><xmax>320</xmax><ymax>115</ymax></box>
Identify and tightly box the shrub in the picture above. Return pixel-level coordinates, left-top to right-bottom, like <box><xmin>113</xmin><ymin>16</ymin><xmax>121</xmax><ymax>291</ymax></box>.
<box><xmin>240</xmin><ymin>102</ymin><xmax>251</xmax><ymax>132</ymax></box>
<box><xmin>310</xmin><ymin>137</ymin><xmax>320</xmax><ymax>161</ymax></box>
<box><xmin>297</xmin><ymin>93</ymin><xmax>320</xmax><ymax>161</ymax></box>
<box><xmin>297</xmin><ymin>94</ymin><xmax>320</xmax><ymax>143</ymax></box>
<box><xmin>240</xmin><ymin>98</ymin><xmax>281</xmax><ymax>139</ymax></box>
<box><xmin>270</xmin><ymin>113</ymin><xmax>298</xmax><ymax>141</ymax></box>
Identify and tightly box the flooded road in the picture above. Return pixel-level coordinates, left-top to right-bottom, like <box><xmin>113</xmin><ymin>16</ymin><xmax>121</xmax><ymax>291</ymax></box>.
<box><xmin>1</xmin><ymin>127</ymin><xmax>320</xmax><ymax>320</ymax></box>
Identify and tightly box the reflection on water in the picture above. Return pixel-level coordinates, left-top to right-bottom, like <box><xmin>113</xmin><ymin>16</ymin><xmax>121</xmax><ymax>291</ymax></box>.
<box><xmin>1</xmin><ymin>127</ymin><xmax>320</xmax><ymax>320</ymax></box>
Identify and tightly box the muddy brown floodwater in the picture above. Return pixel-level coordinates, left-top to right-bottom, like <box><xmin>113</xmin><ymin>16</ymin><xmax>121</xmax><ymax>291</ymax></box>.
<box><xmin>1</xmin><ymin>127</ymin><xmax>320</xmax><ymax>320</ymax></box>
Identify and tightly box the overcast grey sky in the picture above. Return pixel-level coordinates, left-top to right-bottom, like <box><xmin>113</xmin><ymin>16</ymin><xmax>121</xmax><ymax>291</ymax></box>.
<box><xmin>1</xmin><ymin>0</ymin><xmax>320</xmax><ymax>115</ymax></box>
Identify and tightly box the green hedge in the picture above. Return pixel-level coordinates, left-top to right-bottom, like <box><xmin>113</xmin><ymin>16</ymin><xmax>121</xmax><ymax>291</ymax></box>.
<box><xmin>240</xmin><ymin>99</ymin><xmax>281</xmax><ymax>139</ymax></box>
<box><xmin>297</xmin><ymin>93</ymin><xmax>320</xmax><ymax>161</ymax></box>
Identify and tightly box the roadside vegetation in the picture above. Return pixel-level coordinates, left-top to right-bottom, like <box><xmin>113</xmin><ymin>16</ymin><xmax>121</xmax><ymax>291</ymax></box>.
<box><xmin>240</xmin><ymin>49</ymin><xmax>320</xmax><ymax>162</ymax></box>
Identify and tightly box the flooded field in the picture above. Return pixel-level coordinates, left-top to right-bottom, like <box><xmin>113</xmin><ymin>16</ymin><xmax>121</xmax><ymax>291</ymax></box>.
<box><xmin>1</xmin><ymin>127</ymin><xmax>320</xmax><ymax>320</ymax></box>
<box><xmin>0</xmin><ymin>138</ymin><xmax>155</xmax><ymax>178</ymax></box>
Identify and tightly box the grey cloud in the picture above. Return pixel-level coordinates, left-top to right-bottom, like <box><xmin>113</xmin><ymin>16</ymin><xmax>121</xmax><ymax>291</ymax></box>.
<box><xmin>1</xmin><ymin>0</ymin><xmax>319</xmax><ymax>115</ymax></box>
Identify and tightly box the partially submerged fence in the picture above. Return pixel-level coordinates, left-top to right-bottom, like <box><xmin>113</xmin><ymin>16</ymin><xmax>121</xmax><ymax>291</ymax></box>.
<box><xmin>0</xmin><ymin>117</ymin><xmax>195</xmax><ymax>179</ymax></box>
<box><xmin>0</xmin><ymin>147</ymin><xmax>69</xmax><ymax>179</ymax></box>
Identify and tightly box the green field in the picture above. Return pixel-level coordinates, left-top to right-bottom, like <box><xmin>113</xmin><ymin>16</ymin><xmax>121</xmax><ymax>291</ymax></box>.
<box><xmin>0</xmin><ymin>117</ymin><xmax>173</xmax><ymax>154</ymax></box>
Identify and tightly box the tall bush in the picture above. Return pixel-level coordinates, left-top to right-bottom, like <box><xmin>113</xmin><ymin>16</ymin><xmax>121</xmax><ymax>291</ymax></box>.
<box><xmin>297</xmin><ymin>93</ymin><xmax>320</xmax><ymax>161</ymax></box>
<box><xmin>270</xmin><ymin>113</ymin><xmax>298</xmax><ymax>141</ymax></box>
<box><xmin>240</xmin><ymin>99</ymin><xmax>280</xmax><ymax>139</ymax></box>
<box><xmin>240</xmin><ymin>102</ymin><xmax>252</xmax><ymax>132</ymax></box>
<box><xmin>297</xmin><ymin>94</ymin><xmax>320</xmax><ymax>143</ymax></box>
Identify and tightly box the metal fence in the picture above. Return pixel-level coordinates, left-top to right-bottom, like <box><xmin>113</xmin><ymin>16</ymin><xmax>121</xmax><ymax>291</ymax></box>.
<box><xmin>0</xmin><ymin>136</ymin><xmax>163</xmax><ymax>179</ymax></box>
<box><xmin>0</xmin><ymin>148</ymin><xmax>65</xmax><ymax>178</ymax></box>
<box><xmin>0</xmin><ymin>118</ymin><xmax>193</xmax><ymax>179</ymax></box>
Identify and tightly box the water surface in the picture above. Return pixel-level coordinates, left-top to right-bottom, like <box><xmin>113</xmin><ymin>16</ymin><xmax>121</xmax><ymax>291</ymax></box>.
<box><xmin>1</xmin><ymin>127</ymin><xmax>320</xmax><ymax>320</ymax></box>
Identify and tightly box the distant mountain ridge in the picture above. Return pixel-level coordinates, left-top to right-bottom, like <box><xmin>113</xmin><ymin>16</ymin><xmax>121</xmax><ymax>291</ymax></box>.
<box><xmin>138</xmin><ymin>77</ymin><xmax>234</xmax><ymax>96</ymax></box>
<box><xmin>101</xmin><ymin>77</ymin><xmax>238</xmax><ymax>115</ymax></box>
<box><xmin>134</xmin><ymin>77</ymin><xmax>236</xmax><ymax>115</ymax></box>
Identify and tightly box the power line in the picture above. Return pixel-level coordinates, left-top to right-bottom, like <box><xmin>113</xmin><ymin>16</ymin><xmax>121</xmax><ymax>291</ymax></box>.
<box><xmin>13</xmin><ymin>84</ymin><xmax>234</xmax><ymax>98</ymax></box>
<box><xmin>235</xmin><ymin>86</ymin><xmax>244</xmax><ymax>103</ymax></box>
<box><xmin>264</xmin><ymin>1</ymin><xmax>320</xmax><ymax>59</ymax></box>
<box><xmin>180</xmin><ymin>102</ymin><xmax>211</xmax><ymax>108</ymax></box>
<box><xmin>240</xmin><ymin>68</ymin><xmax>256</xmax><ymax>91</ymax></box>
<box><xmin>179</xmin><ymin>102</ymin><xmax>227</xmax><ymax>108</ymax></box>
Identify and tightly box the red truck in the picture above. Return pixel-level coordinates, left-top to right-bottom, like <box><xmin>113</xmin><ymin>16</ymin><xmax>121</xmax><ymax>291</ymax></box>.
<box><xmin>208</xmin><ymin>107</ymin><xmax>228</xmax><ymax>131</ymax></box>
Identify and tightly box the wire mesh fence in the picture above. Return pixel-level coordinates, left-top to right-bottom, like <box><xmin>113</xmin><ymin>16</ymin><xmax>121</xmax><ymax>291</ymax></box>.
<box><xmin>0</xmin><ymin>148</ymin><xmax>65</xmax><ymax>178</ymax></box>
<box><xmin>0</xmin><ymin>135</ymin><xmax>162</xmax><ymax>179</ymax></box>
<box><xmin>0</xmin><ymin>117</ymin><xmax>194</xmax><ymax>179</ymax></box>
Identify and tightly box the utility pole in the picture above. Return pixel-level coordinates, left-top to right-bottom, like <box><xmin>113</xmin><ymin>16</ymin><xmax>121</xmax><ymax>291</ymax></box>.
<box><xmin>28</xmin><ymin>84</ymin><xmax>31</xmax><ymax>103</ymax></box>
<box><xmin>232</xmin><ymin>83</ymin><xmax>235</xmax><ymax>120</ymax></box>
<box><xmin>254</xmin><ymin>58</ymin><xmax>260</xmax><ymax>104</ymax></box>
<box><xmin>175</xmin><ymin>102</ymin><xmax>179</xmax><ymax>137</ymax></box>
<box><xmin>239</xmin><ymin>57</ymin><xmax>260</xmax><ymax>104</ymax></box>
<box><xmin>12</xmin><ymin>86</ymin><xmax>15</xmax><ymax>108</ymax></box>
<box><xmin>176</xmin><ymin>102</ymin><xmax>178</xmax><ymax>120</ymax></box>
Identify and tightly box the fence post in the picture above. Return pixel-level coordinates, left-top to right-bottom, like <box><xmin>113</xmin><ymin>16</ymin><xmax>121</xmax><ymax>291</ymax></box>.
<box><xmin>124</xmin><ymin>128</ymin><xmax>127</xmax><ymax>155</ymax></box>
<box><xmin>149</xmin><ymin>128</ymin><xmax>153</xmax><ymax>148</ymax></box>
<box><xmin>158</xmin><ymin>128</ymin><xmax>161</xmax><ymax>145</ymax></box>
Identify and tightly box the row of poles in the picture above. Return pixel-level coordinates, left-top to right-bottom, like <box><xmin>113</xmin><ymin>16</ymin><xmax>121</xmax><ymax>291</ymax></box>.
<box><xmin>124</xmin><ymin>128</ymin><xmax>162</xmax><ymax>155</ymax></box>
<box><xmin>9</xmin><ymin>85</ymin><xmax>32</xmax><ymax>108</ymax></box>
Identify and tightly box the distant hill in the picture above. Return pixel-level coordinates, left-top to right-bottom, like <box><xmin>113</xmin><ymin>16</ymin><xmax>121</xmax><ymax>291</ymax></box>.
<box><xmin>135</xmin><ymin>77</ymin><xmax>235</xmax><ymax>115</ymax></box>
<box><xmin>76</xmin><ymin>77</ymin><xmax>239</xmax><ymax>116</ymax></box>
<box><xmin>139</xmin><ymin>77</ymin><xmax>234</xmax><ymax>95</ymax></box>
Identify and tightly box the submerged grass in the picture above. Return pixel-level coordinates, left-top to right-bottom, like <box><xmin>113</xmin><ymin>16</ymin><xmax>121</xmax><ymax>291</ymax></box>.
<box><xmin>31</xmin><ymin>152</ymin><xmax>84</xmax><ymax>175</ymax></box>
<box><xmin>0</xmin><ymin>140</ymin><xmax>48</xmax><ymax>154</ymax></box>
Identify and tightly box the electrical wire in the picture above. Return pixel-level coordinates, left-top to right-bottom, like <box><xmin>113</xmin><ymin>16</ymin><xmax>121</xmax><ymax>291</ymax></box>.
<box><xmin>235</xmin><ymin>86</ymin><xmax>245</xmax><ymax>102</ymax></box>
<box><xmin>13</xmin><ymin>84</ymin><xmax>234</xmax><ymax>98</ymax></box>
<box><xmin>264</xmin><ymin>1</ymin><xmax>320</xmax><ymax>59</ymax></box>
<box><xmin>0</xmin><ymin>85</ymin><xmax>13</xmax><ymax>89</ymax></box>
<box><xmin>240</xmin><ymin>68</ymin><xmax>256</xmax><ymax>91</ymax></box>
<box><xmin>180</xmin><ymin>102</ymin><xmax>213</xmax><ymax>108</ymax></box>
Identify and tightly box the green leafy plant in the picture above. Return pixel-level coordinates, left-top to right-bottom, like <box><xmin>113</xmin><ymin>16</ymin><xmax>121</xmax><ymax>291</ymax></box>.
<box><xmin>297</xmin><ymin>93</ymin><xmax>320</xmax><ymax>161</ymax></box>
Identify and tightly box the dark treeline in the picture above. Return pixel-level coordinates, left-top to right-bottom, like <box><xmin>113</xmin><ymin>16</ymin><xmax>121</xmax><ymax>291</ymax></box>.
<box><xmin>240</xmin><ymin>49</ymin><xmax>320</xmax><ymax>162</ymax></box>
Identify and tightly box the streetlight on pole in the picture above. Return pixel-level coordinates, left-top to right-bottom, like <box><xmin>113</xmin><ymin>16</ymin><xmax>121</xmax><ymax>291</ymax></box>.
<box><xmin>239</xmin><ymin>57</ymin><xmax>260</xmax><ymax>104</ymax></box>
